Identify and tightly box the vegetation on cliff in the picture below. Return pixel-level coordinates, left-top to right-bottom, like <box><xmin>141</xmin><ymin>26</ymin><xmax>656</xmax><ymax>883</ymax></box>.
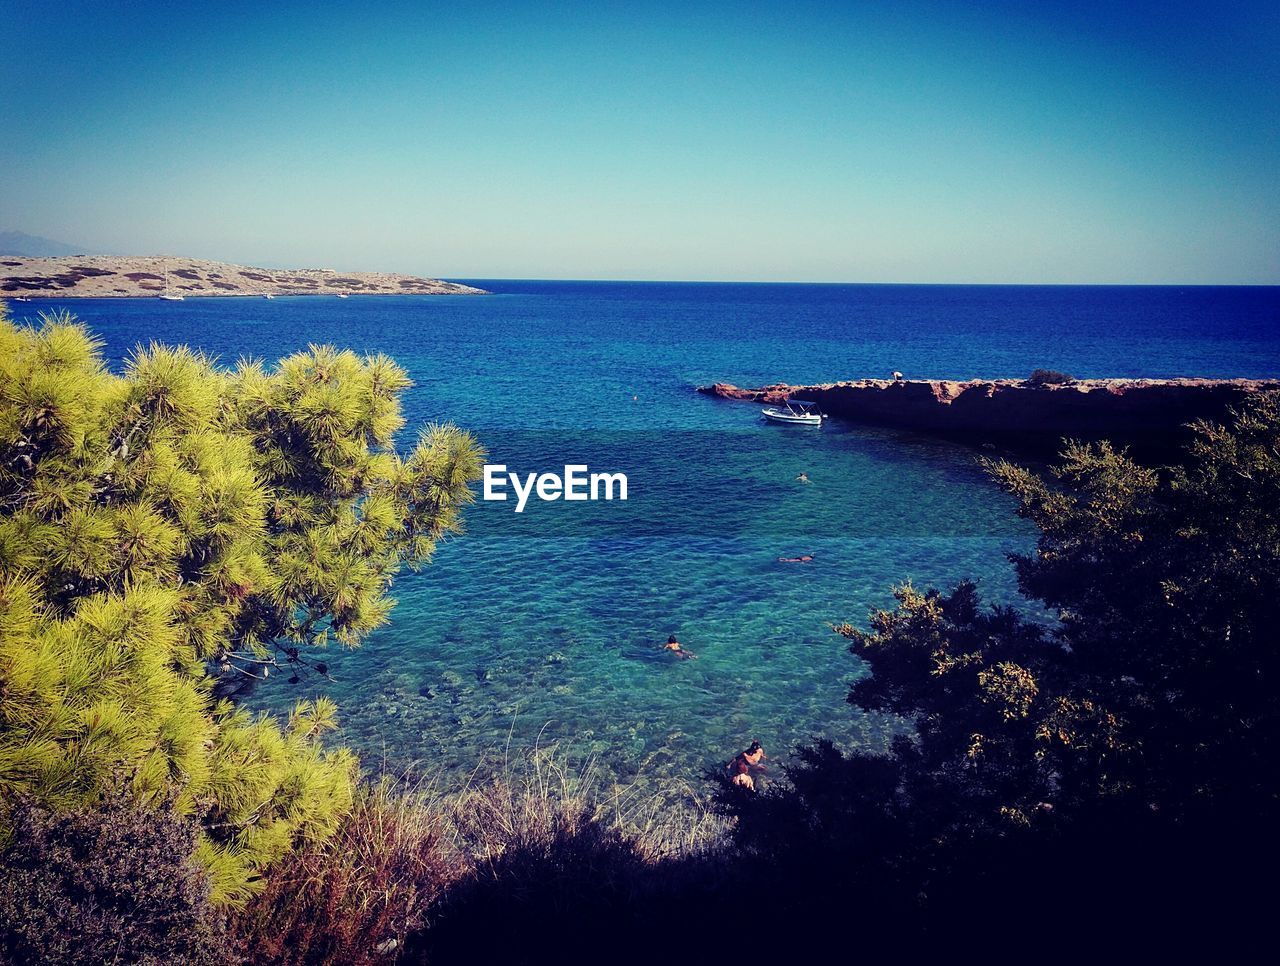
<box><xmin>720</xmin><ymin>392</ymin><xmax>1280</xmax><ymax>949</ymax></box>
<box><xmin>2</xmin><ymin>307</ymin><xmax>1276</xmax><ymax>961</ymax></box>
<box><xmin>0</xmin><ymin>795</ymin><xmax>234</xmax><ymax>965</ymax></box>
<box><xmin>0</xmin><ymin>305</ymin><xmax>483</xmax><ymax>903</ymax></box>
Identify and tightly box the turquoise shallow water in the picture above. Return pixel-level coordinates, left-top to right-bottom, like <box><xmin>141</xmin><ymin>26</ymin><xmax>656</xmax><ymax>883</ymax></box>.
<box><xmin>17</xmin><ymin>281</ymin><xmax>1278</xmax><ymax>790</ymax></box>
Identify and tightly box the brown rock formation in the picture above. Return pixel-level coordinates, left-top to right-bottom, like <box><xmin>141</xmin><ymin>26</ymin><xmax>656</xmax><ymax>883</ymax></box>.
<box><xmin>0</xmin><ymin>256</ymin><xmax>486</xmax><ymax>297</ymax></box>
<box><xmin>698</xmin><ymin>377</ymin><xmax>1280</xmax><ymax>457</ymax></box>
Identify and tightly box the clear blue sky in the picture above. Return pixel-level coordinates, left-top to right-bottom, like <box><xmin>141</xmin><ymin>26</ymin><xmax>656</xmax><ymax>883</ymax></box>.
<box><xmin>3</xmin><ymin>0</ymin><xmax>1277</xmax><ymax>282</ymax></box>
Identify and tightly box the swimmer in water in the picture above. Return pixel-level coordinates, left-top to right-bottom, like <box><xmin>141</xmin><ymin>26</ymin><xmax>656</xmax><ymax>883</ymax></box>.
<box><xmin>663</xmin><ymin>634</ymin><xmax>697</xmax><ymax>660</ymax></box>
<box><xmin>778</xmin><ymin>553</ymin><xmax>815</xmax><ymax>563</ymax></box>
<box><xmin>728</xmin><ymin>741</ymin><xmax>768</xmax><ymax>786</ymax></box>
<box><xmin>741</xmin><ymin>740</ymin><xmax>767</xmax><ymax>772</ymax></box>
<box><xmin>796</xmin><ymin>472</ymin><xmax>811</xmax><ymax>483</ymax></box>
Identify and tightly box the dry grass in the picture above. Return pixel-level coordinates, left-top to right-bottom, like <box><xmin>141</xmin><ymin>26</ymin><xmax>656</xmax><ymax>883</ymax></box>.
<box><xmin>228</xmin><ymin>780</ymin><xmax>457</xmax><ymax>965</ymax></box>
<box><xmin>229</xmin><ymin>751</ymin><xmax>728</xmax><ymax>965</ymax></box>
<box><xmin>446</xmin><ymin>750</ymin><xmax>726</xmax><ymax>862</ymax></box>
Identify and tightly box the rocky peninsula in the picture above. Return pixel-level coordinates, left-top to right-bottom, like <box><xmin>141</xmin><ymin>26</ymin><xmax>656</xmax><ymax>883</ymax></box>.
<box><xmin>0</xmin><ymin>255</ymin><xmax>486</xmax><ymax>297</ymax></box>
<box><xmin>699</xmin><ymin>376</ymin><xmax>1280</xmax><ymax>456</ymax></box>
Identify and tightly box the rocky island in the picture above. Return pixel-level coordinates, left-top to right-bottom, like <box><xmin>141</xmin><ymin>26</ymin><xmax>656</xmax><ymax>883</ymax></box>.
<box><xmin>0</xmin><ymin>255</ymin><xmax>486</xmax><ymax>297</ymax></box>
<box><xmin>699</xmin><ymin>376</ymin><xmax>1280</xmax><ymax>456</ymax></box>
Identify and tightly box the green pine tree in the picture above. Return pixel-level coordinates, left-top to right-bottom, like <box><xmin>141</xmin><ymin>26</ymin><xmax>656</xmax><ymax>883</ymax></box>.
<box><xmin>0</xmin><ymin>304</ymin><xmax>483</xmax><ymax>903</ymax></box>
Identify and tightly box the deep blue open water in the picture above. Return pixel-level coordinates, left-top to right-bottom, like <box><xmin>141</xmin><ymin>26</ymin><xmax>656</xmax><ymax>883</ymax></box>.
<box><xmin>13</xmin><ymin>282</ymin><xmax>1279</xmax><ymax>791</ymax></box>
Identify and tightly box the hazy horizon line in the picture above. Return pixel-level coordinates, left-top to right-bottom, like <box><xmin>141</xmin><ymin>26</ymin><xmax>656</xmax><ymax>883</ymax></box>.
<box><xmin>3</xmin><ymin>242</ymin><xmax>1275</xmax><ymax>287</ymax></box>
<box><xmin>450</xmin><ymin>276</ymin><xmax>1280</xmax><ymax>287</ymax></box>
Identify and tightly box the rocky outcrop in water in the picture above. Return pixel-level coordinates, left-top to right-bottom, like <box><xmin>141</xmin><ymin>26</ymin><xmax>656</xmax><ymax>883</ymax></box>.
<box><xmin>698</xmin><ymin>377</ymin><xmax>1280</xmax><ymax>456</ymax></box>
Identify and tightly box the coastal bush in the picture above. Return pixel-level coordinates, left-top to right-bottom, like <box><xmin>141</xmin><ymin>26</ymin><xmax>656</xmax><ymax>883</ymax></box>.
<box><xmin>0</xmin><ymin>305</ymin><xmax>484</xmax><ymax>902</ymax></box>
<box><xmin>0</xmin><ymin>794</ymin><xmax>231</xmax><ymax>965</ymax></box>
<box><xmin>1026</xmin><ymin>367</ymin><xmax>1073</xmax><ymax>385</ymax></box>
<box><xmin>719</xmin><ymin>391</ymin><xmax>1280</xmax><ymax>946</ymax></box>
<box><xmin>988</xmin><ymin>396</ymin><xmax>1280</xmax><ymax>814</ymax></box>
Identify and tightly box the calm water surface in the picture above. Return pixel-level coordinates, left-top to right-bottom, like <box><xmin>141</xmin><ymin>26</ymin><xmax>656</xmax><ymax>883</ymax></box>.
<box><xmin>17</xmin><ymin>282</ymin><xmax>1279</xmax><ymax>790</ymax></box>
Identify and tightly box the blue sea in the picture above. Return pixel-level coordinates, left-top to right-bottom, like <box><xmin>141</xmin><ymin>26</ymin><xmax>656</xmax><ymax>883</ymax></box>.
<box><xmin>14</xmin><ymin>282</ymin><xmax>1280</xmax><ymax>792</ymax></box>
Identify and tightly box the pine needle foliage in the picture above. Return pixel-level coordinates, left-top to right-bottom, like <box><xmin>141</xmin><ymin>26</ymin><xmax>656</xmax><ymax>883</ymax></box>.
<box><xmin>0</xmin><ymin>305</ymin><xmax>484</xmax><ymax>903</ymax></box>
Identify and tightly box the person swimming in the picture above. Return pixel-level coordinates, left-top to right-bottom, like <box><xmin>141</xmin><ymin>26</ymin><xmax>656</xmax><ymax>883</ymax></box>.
<box><xmin>778</xmin><ymin>553</ymin><xmax>815</xmax><ymax>563</ymax></box>
<box><xmin>728</xmin><ymin>741</ymin><xmax>768</xmax><ymax>784</ymax></box>
<box><xmin>663</xmin><ymin>634</ymin><xmax>697</xmax><ymax>660</ymax></box>
<box><xmin>796</xmin><ymin>472</ymin><xmax>811</xmax><ymax>483</ymax></box>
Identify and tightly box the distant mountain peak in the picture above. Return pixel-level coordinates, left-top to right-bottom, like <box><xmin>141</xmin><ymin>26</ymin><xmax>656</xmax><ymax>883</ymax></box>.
<box><xmin>0</xmin><ymin>231</ymin><xmax>94</xmax><ymax>257</ymax></box>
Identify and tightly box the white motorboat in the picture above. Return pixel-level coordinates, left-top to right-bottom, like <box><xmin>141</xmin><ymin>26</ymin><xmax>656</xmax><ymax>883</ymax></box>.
<box><xmin>762</xmin><ymin>399</ymin><xmax>823</xmax><ymax>425</ymax></box>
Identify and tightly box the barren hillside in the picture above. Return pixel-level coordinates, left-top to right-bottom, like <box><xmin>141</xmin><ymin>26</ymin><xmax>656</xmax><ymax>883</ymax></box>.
<box><xmin>0</xmin><ymin>255</ymin><xmax>486</xmax><ymax>297</ymax></box>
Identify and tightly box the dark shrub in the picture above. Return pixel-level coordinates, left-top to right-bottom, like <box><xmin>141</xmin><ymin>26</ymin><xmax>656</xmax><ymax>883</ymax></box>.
<box><xmin>0</xmin><ymin>796</ymin><xmax>231</xmax><ymax>966</ymax></box>
<box><xmin>714</xmin><ymin>394</ymin><xmax>1280</xmax><ymax>955</ymax></box>
<box><xmin>1027</xmin><ymin>367</ymin><xmax>1074</xmax><ymax>385</ymax></box>
<box><xmin>412</xmin><ymin>779</ymin><xmax>654</xmax><ymax>965</ymax></box>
